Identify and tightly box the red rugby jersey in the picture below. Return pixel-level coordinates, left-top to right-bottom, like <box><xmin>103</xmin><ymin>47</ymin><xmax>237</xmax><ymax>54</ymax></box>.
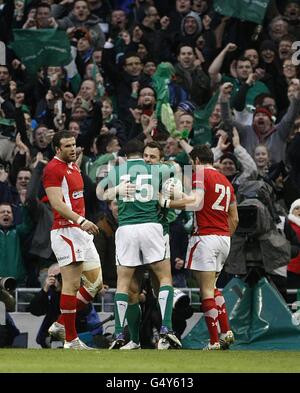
<box><xmin>192</xmin><ymin>167</ymin><xmax>235</xmax><ymax>236</ymax></box>
<box><xmin>43</xmin><ymin>157</ymin><xmax>85</xmax><ymax>229</ymax></box>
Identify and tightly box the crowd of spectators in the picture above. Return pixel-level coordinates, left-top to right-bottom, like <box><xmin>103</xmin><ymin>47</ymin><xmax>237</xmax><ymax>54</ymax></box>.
<box><xmin>1</xmin><ymin>0</ymin><xmax>300</xmax><ymax>305</ymax></box>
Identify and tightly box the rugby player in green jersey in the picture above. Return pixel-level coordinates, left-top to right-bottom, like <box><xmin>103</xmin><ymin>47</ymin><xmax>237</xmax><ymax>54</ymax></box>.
<box><xmin>120</xmin><ymin>142</ymin><xmax>180</xmax><ymax>350</ymax></box>
<box><xmin>96</xmin><ymin>140</ymin><xmax>186</xmax><ymax>350</ymax></box>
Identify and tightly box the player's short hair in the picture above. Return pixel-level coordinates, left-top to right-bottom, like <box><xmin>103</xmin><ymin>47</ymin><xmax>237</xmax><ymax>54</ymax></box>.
<box><xmin>96</xmin><ymin>134</ymin><xmax>118</xmax><ymax>155</ymax></box>
<box><xmin>190</xmin><ymin>144</ymin><xmax>214</xmax><ymax>165</ymax></box>
<box><xmin>144</xmin><ymin>141</ymin><xmax>164</xmax><ymax>159</ymax></box>
<box><xmin>52</xmin><ymin>130</ymin><xmax>74</xmax><ymax>149</ymax></box>
<box><xmin>122</xmin><ymin>139</ymin><xmax>144</xmax><ymax>157</ymax></box>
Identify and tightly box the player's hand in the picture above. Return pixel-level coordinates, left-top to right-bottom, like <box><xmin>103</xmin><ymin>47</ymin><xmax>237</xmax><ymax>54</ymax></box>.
<box><xmin>162</xmin><ymin>183</ymin><xmax>174</xmax><ymax>200</ymax></box>
<box><xmin>182</xmin><ymin>193</ymin><xmax>196</xmax><ymax>204</ymax></box>
<box><xmin>81</xmin><ymin>220</ymin><xmax>99</xmax><ymax>235</ymax></box>
<box><xmin>117</xmin><ymin>180</ymin><xmax>136</xmax><ymax>198</ymax></box>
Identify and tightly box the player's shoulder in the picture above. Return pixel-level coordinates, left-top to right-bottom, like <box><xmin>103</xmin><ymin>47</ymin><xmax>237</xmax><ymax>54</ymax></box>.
<box><xmin>44</xmin><ymin>158</ymin><xmax>62</xmax><ymax>171</ymax></box>
<box><xmin>44</xmin><ymin>158</ymin><xmax>67</xmax><ymax>177</ymax></box>
<box><xmin>205</xmin><ymin>167</ymin><xmax>228</xmax><ymax>183</ymax></box>
<box><xmin>206</xmin><ymin>168</ymin><xmax>235</xmax><ymax>194</ymax></box>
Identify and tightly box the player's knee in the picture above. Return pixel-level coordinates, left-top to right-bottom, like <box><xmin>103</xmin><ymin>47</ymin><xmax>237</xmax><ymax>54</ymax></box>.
<box><xmin>64</xmin><ymin>280</ymin><xmax>81</xmax><ymax>295</ymax></box>
<box><xmin>201</xmin><ymin>289</ymin><xmax>215</xmax><ymax>299</ymax></box>
<box><xmin>128</xmin><ymin>289</ymin><xmax>140</xmax><ymax>304</ymax></box>
<box><xmin>81</xmin><ymin>270</ymin><xmax>103</xmax><ymax>297</ymax></box>
<box><xmin>158</xmin><ymin>276</ymin><xmax>173</xmax><ymax>287</ymax></box>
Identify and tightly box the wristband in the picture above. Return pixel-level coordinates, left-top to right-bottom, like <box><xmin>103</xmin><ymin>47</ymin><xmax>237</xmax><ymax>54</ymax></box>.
<box><xmin>163</xmin><ymin>199</ymin><xmax>171</xmax><ymax>209</ymax></box>
<box><xmin>76</xmin><ymin>216</ymin><xmax>86</xmax><ymax>225</ymax></box>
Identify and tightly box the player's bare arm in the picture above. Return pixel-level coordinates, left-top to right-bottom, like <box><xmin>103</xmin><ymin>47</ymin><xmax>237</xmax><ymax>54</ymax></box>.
<box><xmin>228</xmin><ymin>201</ymin><xmax>239</xmax><ymax>236</ymax></box>
<box><xmin>45</xmin><ymin>186</ymin><xmax>99</xmax><ymax>235</ymax></box>
<box><xmin>159</xmin><ymin>189</ymin><xmax>204</xmax><ymax>210</ymax></box>
<box><xmin>97</xmin><ymin>180</ymin><xmax>136</xmax><ymax>201</ymax></box>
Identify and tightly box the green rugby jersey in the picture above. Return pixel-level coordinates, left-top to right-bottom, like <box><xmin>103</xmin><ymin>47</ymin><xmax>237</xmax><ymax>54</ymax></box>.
<box><xmin>101</xmin><ymin>159</ymin><xmax>175</xmax><ymax>226</ymax></box>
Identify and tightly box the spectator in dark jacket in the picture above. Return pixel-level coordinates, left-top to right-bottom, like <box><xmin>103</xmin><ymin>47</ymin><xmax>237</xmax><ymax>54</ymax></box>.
<box><xmin>174</xmin><ymin>44</ymin><xmax>210</xmax><ymax>108</ymax></box>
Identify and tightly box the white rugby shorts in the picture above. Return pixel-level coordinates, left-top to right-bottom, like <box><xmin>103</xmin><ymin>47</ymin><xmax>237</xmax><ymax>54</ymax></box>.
<box><xmin>51</xmin><ymin>227</ymin><xmax>100</xmax><ymax>269</ymax></box>
<box><xmin>115</xmin><ymin>223</ymin><xmax>166</xmax><ymax>267</ymax></box>
<box><xmin>164</xmin><ymin>233</ymin><xmax>170</xmax><ymax>260</ymax></box>
<box><xmin>185</xmin><ymin>235</ymin><xmax>230</xmax><ymax>272</ymax></box>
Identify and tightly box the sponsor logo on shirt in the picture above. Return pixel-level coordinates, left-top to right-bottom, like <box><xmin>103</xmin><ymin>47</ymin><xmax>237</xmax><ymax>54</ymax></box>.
<box><xmin>72</xmin><ymin>190</ymin><xmax>84</xmax><ymax>199</ymax></box>
<box><xmin>57</xmin><ymin>255</ymin><xmax>69</xmax><ymax>261</ymax></box>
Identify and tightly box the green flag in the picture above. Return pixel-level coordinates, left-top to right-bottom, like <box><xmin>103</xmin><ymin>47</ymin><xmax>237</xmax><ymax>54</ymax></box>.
<box><xmin>10</xmin><ymin>29</ymin><xmax>72</xmax><ymax>75</ymax></box>
<box><xmin>213</xmin><ymin>0</ymin><xmax>270</xmax><ymax>24</ymax></box>
<box><xmin>152</xmin><ymin>62</ymin><xmax>175</xmax><ymax>119</ymax></box>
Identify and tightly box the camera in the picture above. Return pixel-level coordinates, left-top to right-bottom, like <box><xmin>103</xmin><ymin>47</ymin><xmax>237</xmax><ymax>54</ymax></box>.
<box><xmin>236</xmin><ymin>205</ymin><xmax>258</xmax><ymax>236</ymax></box>
<box><xmin>54</xmin><ymin>273</ymin><xmax>62</xmax><ymax>283</ymax></box>
<box><xmin>0</xmin><ymin>277</ymin><xmax>17</xmax><ymax>292</ymax></box>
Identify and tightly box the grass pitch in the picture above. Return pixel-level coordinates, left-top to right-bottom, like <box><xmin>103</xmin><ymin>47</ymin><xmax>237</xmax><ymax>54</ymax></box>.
<box><xmin>1</xmin><ymin>349</ymin><xmax>300</xmax><ymax>373</ymax></box>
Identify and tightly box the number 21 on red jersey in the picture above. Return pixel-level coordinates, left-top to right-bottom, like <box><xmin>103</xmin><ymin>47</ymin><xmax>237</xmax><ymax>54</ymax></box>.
<box><xmin>211</xmin><ymin>184</ymin><xmax>231</xmax><ymax>212</ymax></box>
